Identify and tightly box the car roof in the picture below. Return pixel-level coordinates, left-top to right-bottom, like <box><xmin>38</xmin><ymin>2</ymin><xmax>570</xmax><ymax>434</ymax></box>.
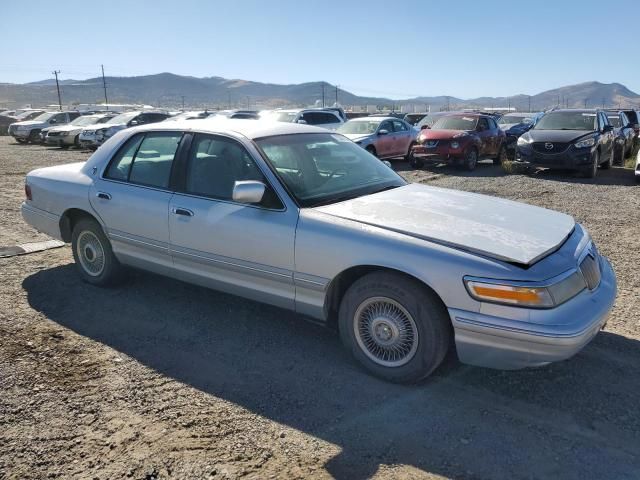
<box><xmin>347</xmin><ymin>116</ymin><xmax>397</xmax><ymax>122</ymax></box>
<box><xmin>132</xmin><ymin>117</ymin><xmax>329</xmax><ymax>140</ymax></box>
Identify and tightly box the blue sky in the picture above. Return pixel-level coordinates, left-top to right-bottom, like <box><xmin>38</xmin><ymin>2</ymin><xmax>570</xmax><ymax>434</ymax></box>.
<box><xmin>3</xmin><ymin>0</ymin><xmax>639</xmax><ymax>99</ymax></box>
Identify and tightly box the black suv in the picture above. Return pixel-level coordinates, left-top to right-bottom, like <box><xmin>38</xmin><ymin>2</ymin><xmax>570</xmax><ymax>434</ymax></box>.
<box><xmin>516</xmin><ymin>109</ymin><xmax>615</xmax><ymax>178</ymax></box>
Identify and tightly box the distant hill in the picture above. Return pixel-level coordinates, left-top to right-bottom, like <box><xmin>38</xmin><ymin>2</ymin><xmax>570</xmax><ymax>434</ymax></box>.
<box><xmin>1</xmin><ymin>73</ymin><xmax>638</xmax><ymax>111</ymax></box>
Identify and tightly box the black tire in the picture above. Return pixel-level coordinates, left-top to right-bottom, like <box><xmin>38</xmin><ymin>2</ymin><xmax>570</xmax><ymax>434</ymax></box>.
<box><xmin>493</xmin><ymin>145</ymin><xmax>507</xmax><ymax>165</ymax></box>
<box><xmin>74</xmin><ymin>135</ymin><xmax>81</xmax><ymax>148</ymax></box>
<box><xmin>28</xmin><ymin>130</ymin><xmax>40</xmax><ymax>143</ymax></box>
<box><xmin>71</xmin><ymin>218</ymin><xmax>124</xmax><ymax>286</ymax></box>
<box><xmin>464</xmin><ymin>148</ymin><xmax>478</xmax><ymax>171</ymax></box>
<box><xmin>338</xmin><ymin>271</ymin><xmax>451</xmax><ymax>383</ymax></box>
<box><xmin>613</xmin><ymin>145</ymin><xmax>623</xmax><ymax>166</ymax></box>
<box><xmin>365</xmin><ymin>145</ymin><xmax>377</xmax><ymax>157</ymax></box>
<box><xmin>582</xmin><ymin>150</ymin><xmax>599</xmax><ymax>178</ymax></box>
<box><xmin>15</xmin><ymin>138</ymin><xmax>27</xmax><ymax>144</ymax></box>
<box><xmin>60</xmin><ymin>144</ymin><xmax>70</xmax><ymax>149</ymax></box>
<box><xmin>601</xmin><ymin>148</ymin><xmax>612</xmax><ymax>169</ymax></box>
<box><xmin>405</xmin><ymin>141</ymin><xmax>417</xmax><ymax>162</ymax></box>
<box><xmin>409</xmin><ymin>156</ymin><xmax>424</xmax><ymax>169</ymax></box>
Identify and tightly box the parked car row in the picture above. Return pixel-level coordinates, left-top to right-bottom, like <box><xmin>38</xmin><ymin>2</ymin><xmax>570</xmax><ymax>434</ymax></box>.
<box><xmin>6</xmin><ymin>104</ymin><xmax>639</xmax><ymax>180</ymax></box>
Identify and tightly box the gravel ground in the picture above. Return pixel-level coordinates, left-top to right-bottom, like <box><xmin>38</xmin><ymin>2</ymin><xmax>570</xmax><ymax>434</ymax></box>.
<box><xmin>1</xmin><ymin>136</ymin><xmax>639</xmax><ymax>479</ymax></box>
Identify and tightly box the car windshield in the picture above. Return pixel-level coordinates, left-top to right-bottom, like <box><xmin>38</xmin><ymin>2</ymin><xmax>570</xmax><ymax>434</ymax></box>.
<box><xmin>431</xmin><ymin>116</ymin><xmax>478</xmax><ymax>130</ymax></box>
<box><xmin>33</xmin><ymin>112</ymin><xmax>57</xmax><ymax>122</ymax></box>
<box><xmin>606</xmin><ymin>116</ymin><xmax>621</xmax><ymax>127</ymax></box>
<box><xmin>70</xmin><ymin>116</ymin><xmax>100</xmax><ymax>126</ymax></box>
<box><xmin>337</xmin><ymin>120</ymin><xmax>381</xmax><ymax>135</ymax></box>
<box><xmin>534</xmin><ymin>112</ymin><xmax>597</xmax><ymax>131</ymax></box>
<box><xmin>498</xmin><ymin>115</ymin><xmax>531</xmax><ymax>125</ymax></box>
<box><xmin>416</xmin><ymin>115</ymin><xmax>441</xmax><ymax>128</ymax></box>
<box><xmin>261</xmin><ymin>111</ymin><xmax>298</xmax><ymax>123</ymax></box>
<box><xmin>256</xmin><ymin>133</ymin><xmax>406</xmax><ymax>207</ymax></box>
<box><xmin>105</xmin><ymin>112</ymin><xmax>138</xmax><ymax>124</ymax></box>
<box><xmin>15</xmin><ymin>111</ymin><xmax>42</xmax><ymax>120</ymax></box>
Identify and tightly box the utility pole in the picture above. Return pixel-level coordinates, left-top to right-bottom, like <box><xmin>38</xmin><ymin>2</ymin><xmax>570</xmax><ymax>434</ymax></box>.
<box><xmin>181</xmin><ymin>96</ymin><xmax>185</xmax><ymax>110</ymax></box>
<box><xmin>584</xmin><ymin>98</ymin><xmax>588</xmax><ymax>108</ymax></box>
<box><xmin>602</xmin><ymin>97</ymin><xmax>605</xmax><ymax>109</ymax></box>
<box><xmin>335</xmin><ymin>85</ymin><xmax>338</xmax><ymax>105</ymax></box>
<box><xmin>227</xmin><ymin>91</ymin><xmax>231</xmax><ymax>109</ymax></box>
<box><xmin>528</xmin><ymin>95</ymin><xmax>531</xmax><ymax>112</ymax></box>
<box><xmin>321</xmin><ymin>83</ymin><xmax>325</xmax><ymax>108</ymax></box>
<box><xmin>101</xmin><ymin>65</ymin><xmax>109</xmax><ymax>110</ymax></box>
<box><xmin>246</xmin><ymin>96</ymin><xmax>250</xmax><ymax>110</ymax></box>
<box><xmin>557</xmin><ymin>95</ymin><xmax>560</xmax><ymax>107</ymax></box>
<box><xmin>507</xmin><ymin>97</ymin><xmax>511</xmax><ymax>111</ymax></box>
<box><xmin>52</xmin><ymin>70</ymin><xmax>62</xmax><ymax>111</ymax></box>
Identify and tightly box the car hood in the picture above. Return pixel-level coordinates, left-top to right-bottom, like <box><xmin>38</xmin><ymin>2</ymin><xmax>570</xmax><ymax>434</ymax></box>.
<box><xmin>342</xmin><ymin>133</ymin><xmax>373</xmax><ymax>142</ymax></box>
<box><xmin>48</xmin><ymin>125</ymin><xmax>76</xmax><ymax>133</ymax></box>
<box><xmin>314</xmin><ymin>183</ymin><xmax>575</xmax><ymax>265</ymax></box>
<box><xmin>419</xmin><ymin>129</ymin><xmax>473</xmax><ymax>140</ymax></box>
<box><xmin>14</xmin><ymin>120</ymin><xmax>47</xmax><ymax>128</ymax></box>
<box><xmin>526</xmin><ymin>129</ymin><xmax>592</xmax><ymax>143</ymax></box>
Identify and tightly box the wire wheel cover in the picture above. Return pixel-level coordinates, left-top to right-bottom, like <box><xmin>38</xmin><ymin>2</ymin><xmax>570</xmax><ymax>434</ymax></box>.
<box><xmin>354</xmin><ymin>296</ymin><xmax>419</xmax><ymax>367</ymax></box>
<box><xmin>76</xmin><ymin>231</ymin><xmax>105</xmax><ymax>277</ymax></box>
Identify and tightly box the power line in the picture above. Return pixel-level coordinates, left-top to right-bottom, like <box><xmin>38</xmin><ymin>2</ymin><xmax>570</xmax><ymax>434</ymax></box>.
<box><xmin>52</xmin><ymin>70</ymin><xmax>62</xmax><ymax>111</ymax></box>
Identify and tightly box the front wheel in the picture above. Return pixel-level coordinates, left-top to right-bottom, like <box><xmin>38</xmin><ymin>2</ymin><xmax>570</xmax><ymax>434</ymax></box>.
<box><xmin>493</xmin><ymin>145</ymin><xmax>507</xmax><ymax>165</ymax></box>
<box><xmin>582</xmin><ymin>150</ymin><xmax>599</xmax><ymax>178</ymax></box>
<box><xmin>464</xmin><ymin>148</ymin><xmax>478</xmax><ymax>171</ymax></box>
<box><xmin>339</xmin><ymin>272</ymin><xmax>451</xmax><ymax>383</ymax></box>
<box><xmin>71</xmin><ymin>218</ymin><xmax>124</xmax><ymax>286</ymax></box>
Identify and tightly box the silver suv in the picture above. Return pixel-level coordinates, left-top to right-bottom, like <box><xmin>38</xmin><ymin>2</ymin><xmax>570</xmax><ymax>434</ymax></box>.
<box><xmin>260</xmin><ymin>108</ymin><xmax>344</xmax><ymax>130</ymax></box>
<box><xmin>9</xmin><ymin>111</ymin><xmax>81</xmax><ymax>143</ymax></box>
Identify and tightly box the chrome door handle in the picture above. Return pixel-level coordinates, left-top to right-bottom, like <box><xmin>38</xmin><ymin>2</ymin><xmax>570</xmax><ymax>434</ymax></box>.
<box><xmin>96</xmin><ymin>192</ymin><xmax>111</xmax><ymax>200</ymax></box>
<box><xmin>173</xmin><ymin>207</ymin><xmax>194</xmax><ymax>217</ymax></box>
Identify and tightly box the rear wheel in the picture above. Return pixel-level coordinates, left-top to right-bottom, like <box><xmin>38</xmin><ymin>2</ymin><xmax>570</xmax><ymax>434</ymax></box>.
<box><xmin>613</xmin><ymin>144</ymin><xmax>623</xmax><ymax>166</ymax></box>
<box><xmin>464</xmin><ymin>148</ymin><xmax>478</xmax><ymax>171</ymax></box>
<box><xmin>405</xmin><ymin>141</ymin><xmax>417</xmax><ymax>162</ymax></box>
<box><xmin>74</xmin><ymin>135</ymin><xmax>81</xmax><ymax>148</ymax></box>
<box><xmin>71</xmin><ymin>218</ymin><xmax>124</xmax><ymax>286</ymax></box>
<box><xmin>493</xmin><ymin>145</ymin><xmax>507</xmax><ymax>165</ymax></box>
<box><xmin>339</xmin><ymin>271</ymin><xmax>451</xmax><ymax>383</ymax></box>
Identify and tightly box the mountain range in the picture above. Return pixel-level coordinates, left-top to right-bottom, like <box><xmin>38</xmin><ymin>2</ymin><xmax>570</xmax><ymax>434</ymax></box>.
<box><xmin>1</xmin><ymin>73</ymin><xmax>639</xmax><ymax>112</ymax></box>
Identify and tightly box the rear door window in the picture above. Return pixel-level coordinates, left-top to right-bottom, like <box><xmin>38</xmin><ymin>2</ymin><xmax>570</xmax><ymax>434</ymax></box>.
<box><xmin>105</xmin><ymin>132</ymin><xmax>182</xmax><ymax>189</ymax></box>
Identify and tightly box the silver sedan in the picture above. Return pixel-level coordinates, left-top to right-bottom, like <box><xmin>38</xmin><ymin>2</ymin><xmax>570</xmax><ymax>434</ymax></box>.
<box><xmin>338</xmin><ymin>117</ymin><xmax>417</xmax><ymax>161</ymax></box>
<box><xmin>22</xmin><ymin>119</ymin><xmax>616</xmax><ymax>383</ymax></box>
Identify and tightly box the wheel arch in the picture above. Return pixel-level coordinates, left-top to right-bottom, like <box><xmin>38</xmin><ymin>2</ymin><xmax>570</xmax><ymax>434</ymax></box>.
<box><xmin>324</xmin><ymin>264</ymin><xmax>448</xmax><ymax>330</ymax></box>
<box><xmin>59</xmin><ymin>208</ymin><xmax>102</xmax><ymax>242</ymax></box>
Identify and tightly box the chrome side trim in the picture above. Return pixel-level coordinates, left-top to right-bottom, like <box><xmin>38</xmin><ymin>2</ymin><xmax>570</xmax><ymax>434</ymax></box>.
<box><xmin>171</xmin><ymin>247</ymin><xmax>293</xmax><ymax>282</ymax></box>
<box><xmin>108</xmin><ymin>230</ymin><xmax>169</xmax><ymax>253</ymax></box>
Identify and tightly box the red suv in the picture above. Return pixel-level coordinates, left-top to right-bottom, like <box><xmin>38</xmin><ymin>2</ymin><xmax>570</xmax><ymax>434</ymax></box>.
<box><xmin>410</xmin><ymin>113</ymin><xmax>507</xmax><ymax>170</ymax></box>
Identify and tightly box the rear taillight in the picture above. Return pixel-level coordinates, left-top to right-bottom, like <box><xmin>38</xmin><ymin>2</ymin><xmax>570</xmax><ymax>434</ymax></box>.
<box><xmin>25</xmin><ymin>184</ymin><xmax>32</xmax><ymax>201</ymax></box>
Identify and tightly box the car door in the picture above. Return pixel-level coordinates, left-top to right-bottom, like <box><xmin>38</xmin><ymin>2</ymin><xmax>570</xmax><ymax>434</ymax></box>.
<box><xmin>598</xmin><ymin>113</ymin><xmax>614</xmax><ymax>161</ymax></box>
<box><xmin>392</xmin><ymin>119</ymin><xmax>412</xmax><ymax>156</ymax></box>
<box><xmin>168</xmin><ymin>133</ymin><xmax>297</xmax><ymax>310</ymax></box>
<box><xmin>475</xmin><ymin>117</ymin><xmax>492</xmax><ymax>156</ymax></box>
<box><xmin>89</xmin><ymin>131</ymin><xmax>183</xmax><ymax>272</ymax></box>
<box><xmin>376</xmin><ymin>120</ymin><xmax>394</xmax><ymax>157</ymax></box>
<box><xmin>487</xmin><ymin>116</ymin><xmax>502</xmax><ymax>155</ymax></box>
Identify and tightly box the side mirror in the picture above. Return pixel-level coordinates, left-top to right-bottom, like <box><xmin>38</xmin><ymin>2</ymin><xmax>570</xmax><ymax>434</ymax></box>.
<box><xmin>420</xmin><ymin>124</ymin><xmax>430</xmax><ymax>130</ymax></box>
<box><xmin>129</xmin><ymin>120</ymin><xmax>139</xmax><ymax>127</ymax></box>
<box><xmin>297</xmin><ymin>119</ymin><xmax>307</xmax><ymax>124</ymax></box>
<box><xmin>378</xmin><ymin>129</ymin><xmax>389</xmax><ymax>136</ymax></box>
<box><xmin>232</xmin><ymin>180</ymin><xmax>265</xmax><ymax>204</ymax></box>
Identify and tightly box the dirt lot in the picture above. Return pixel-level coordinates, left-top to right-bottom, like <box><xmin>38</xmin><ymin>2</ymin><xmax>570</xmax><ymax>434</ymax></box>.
<box><xmin>1</xmin><ymin>136</ymin><xmax>639</xmax><ymax>479</ymax></box>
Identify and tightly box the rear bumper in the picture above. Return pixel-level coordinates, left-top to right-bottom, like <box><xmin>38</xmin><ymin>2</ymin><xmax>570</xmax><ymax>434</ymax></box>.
<box><xmin>451</xmin><ymin>256</ymin><xmax>616</xmax><ymax>370</ymax></box>
<box><xmin>21</xmin><ymin>203</ymin><xmax>63</xmax><ymax>241</ymax></box>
